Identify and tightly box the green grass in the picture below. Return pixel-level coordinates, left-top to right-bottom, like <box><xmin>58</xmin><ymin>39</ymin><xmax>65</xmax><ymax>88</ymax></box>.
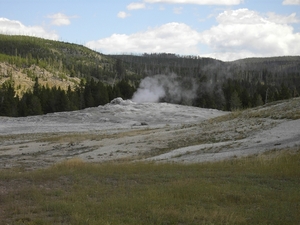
<box><xmin>0</xmin><ymin>149</ymin><xmax>300</xmax><ymax>225</ymax></box>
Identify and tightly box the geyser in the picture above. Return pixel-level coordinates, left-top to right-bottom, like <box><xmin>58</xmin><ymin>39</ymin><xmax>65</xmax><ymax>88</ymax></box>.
<box><xmin>132</xmin><ymin>73</ymin><xmax>198</xmax><ymax>104</ymax></box>
<box><xmin>132</xmin><ymin>76</ymin><xmax>165</xmax><ymax>103</ymax></box>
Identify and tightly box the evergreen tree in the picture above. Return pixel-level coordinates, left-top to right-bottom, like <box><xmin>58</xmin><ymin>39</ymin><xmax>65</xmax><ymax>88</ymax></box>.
<box><xmin>92</xmin><ymin>81</ymin><xmax>109</xmax><ymax>106</ymax></box>
<box><xmin>29</xmin><ymin>95</ymin><xmax>43</xmax><ymax>115</ymax></box>
<box><xmin>55</xmin><ymin>88</ymin><xmax>71</xmax><ymax>112</ymax></box>
<box><xmin>230</xmin><ymin>90</ymin><xmax>242</xmax><ymax>111</ymax></box>
<box><xmin>0</xmin><ymin>82</ymin><xmax>18</xmax><ymax>116</ymax></box>
<box><xmin>240</xmin><ymin>89</ymin><xmax>251</xmax><ymax>108</ymax></box>
<box><xmin>213</xmin><ymin>85</ymin><xmax>225</xmax><ymax>110</ymax></box>
<box><xmin>279</xmin><ymin>83</ymin><xmax>291</xmax><ymax>100</ymax></box>
<box><xmin>108</xmin><ymin>85</ymin><xmax>122</xmax><ymax>101</ymax></box>
<box><xmin>21</xmin><ymin>93</ymin><xmax>43</xmax><ymax>116</ymax></box>
<box><xmin>116</xmin><ymin>79</ymin><xmax>135</xmax><ymax>100</ymax></box>
<box><xmin>33</xmin><ymin>77</ymin><xmax>40</xmax><ymax>96</ymax></box>
<box><xmin>222</xmin><ymin>79</ymin><xmax>235</xmax><ymax>111</ymax></box>
<box><xmin>84</xmin><ymin>81</ymin><xmax>94</xmax><ymax>108</ymax></box>
<box><xmin>253</xmin><ymin>93</ymin><xmax>264</xmax><ymax>107</ymax></box>
<box><xmin>78</xmin><ymin>79</ymin><xmax>86</xmax><ymax>109</ymax></box>
<box><xmin>67</xmin><ymin>86</ymin><xmax>79</xmax><ymax>110</ymax></box>
<box><xmin>44</xmin><ymin>87</ymin><xmax>56</xmax><ymax>113</ymax></box>
<box><xmin>17</xmin><ymin>97</ymin><xmax>28</xmax><ymax>117</ymax></box>
<box><xmin>115</xmin><ymin>59</ymin><xmax>126</xmax><ymax>79</ymax></box>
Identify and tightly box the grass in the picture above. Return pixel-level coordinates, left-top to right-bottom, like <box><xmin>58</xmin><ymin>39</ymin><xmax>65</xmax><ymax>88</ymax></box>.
<box><xmin>0</xmin><ymin>149</ymin><xmax>299</xmax><ymax>225</ymax></box>
<box><xmin>36</xmin><ymin>128</ymin><xmax>159</xmax><ymax>143</ymax></box>
<box><xmin>209</xmin><ymin>97</ymin><xmax>300</xmax><ymax>123</ymax></box>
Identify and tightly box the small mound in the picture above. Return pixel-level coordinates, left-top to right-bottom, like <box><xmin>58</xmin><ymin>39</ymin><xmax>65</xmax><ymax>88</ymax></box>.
<box><xmin>109</xmin><ymin>97</ymin><xmax>135</xmax><ymax>106</ymax></box>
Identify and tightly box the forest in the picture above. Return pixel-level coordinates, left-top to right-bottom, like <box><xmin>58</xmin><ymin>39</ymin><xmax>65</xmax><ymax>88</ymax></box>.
<box><xmin>0</xmin><ymin>34</ymin><xmax>300</xmax><ymax>117</ymax></box>
<box><xmin>112</xmin><ymin>53</ymin><xmax>300</xmax><ymax>110</ymax></box>
<box><xmin>0</xmin><ymin>77</ymin><xmax>135</xmax><ymax>117</ymax></box>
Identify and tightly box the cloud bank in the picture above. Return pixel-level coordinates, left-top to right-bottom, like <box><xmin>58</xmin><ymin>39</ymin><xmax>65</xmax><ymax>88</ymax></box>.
<box><xmin>200</xmin><ymin>9</ymin><xmax>300</xmax><ymax>60</ymax></box>
<box><xmin>282</xmin><ymin>0</ymin><xmax>300</xmax><ymax>5</ymax></box>
<box><xmin>88</xmin><ymin>8</ymin><xmax>300</xmax><ymax>61</ymax></box>
<box><xmin>0</xmin><ymin>17</ymin><xmax>59</xmax><ymax>40</ymax></box>
<box><xmin>86</xmin><ymin>22</ymin><xmax>200</xmax><ymax>55</ymax></box>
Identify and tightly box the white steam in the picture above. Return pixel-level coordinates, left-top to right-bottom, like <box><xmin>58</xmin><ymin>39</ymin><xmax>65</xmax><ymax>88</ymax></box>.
<box><xmin>132</xmin><ymin>73</ymin><xmax>198</xmax><ymax>104</ymax></box>
<box><xmin>132</xmin><ymin>76</ymin><xmax>165</xmax><ymax>103</ymax></box>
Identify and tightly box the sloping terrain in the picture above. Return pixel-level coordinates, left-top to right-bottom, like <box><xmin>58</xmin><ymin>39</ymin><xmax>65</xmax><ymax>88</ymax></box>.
<box><xmin>0</xmin><ymin>62</ymin><xmax>80</xmax><ymax>95</ymax></box>
<box><xmin>0</xmin><ymin>97</ymin><xmax>299</xmax><ymax>170</ymax></box>
<box><xmin>0</xmin><ymin>34</ymin><xmax>121</xmax><ymax>95</ymax></box>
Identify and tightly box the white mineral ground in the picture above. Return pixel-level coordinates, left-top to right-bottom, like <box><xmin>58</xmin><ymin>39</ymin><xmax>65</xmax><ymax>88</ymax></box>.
<box><xmin>0</xmin><ymin>97</ymin><xmax>299</xmax><ymax>169</ymax></box>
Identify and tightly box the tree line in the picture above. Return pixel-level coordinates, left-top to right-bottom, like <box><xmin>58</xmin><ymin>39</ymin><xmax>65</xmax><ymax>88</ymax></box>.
<box><xmin>0</xmin><ymin>78</ymin><xmax>135</xmax><ymax>117</ymax></box>
<box><xmin>112</xmin><ymin>54</ymin><xmax>299</xmax><ymax>110</ymax></box>
<box><xmin>0</xmin><ymin>74</ymin><xmax>296</xmax><ymax>117</ymax></box>
<box><xmin>194</xmin><ymin>79</ymin><xmax>295</xmax><ymax>111</ymax></box>
<box><xmin>0</xmin><ymin>35</ymin><xmax>299</xmax><ymax>117</ymax></box>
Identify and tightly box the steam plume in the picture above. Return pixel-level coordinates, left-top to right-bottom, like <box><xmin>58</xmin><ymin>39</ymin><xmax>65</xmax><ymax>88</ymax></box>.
<box><xmin>132</xmin><ymin>73</ymin><xmax>198</xmax><ymax>105</ymax></box>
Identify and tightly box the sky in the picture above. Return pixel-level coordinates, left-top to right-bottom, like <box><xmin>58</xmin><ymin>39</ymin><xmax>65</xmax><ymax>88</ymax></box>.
<box><xmin>1</xmin><ymin>0</ymin><xmax>300</xmax><ymax>61</ymax></box>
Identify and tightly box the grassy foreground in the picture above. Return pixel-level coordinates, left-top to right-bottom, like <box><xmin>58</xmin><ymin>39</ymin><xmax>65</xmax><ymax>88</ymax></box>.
<box><xmin>0</xmin><ymin>149</ymin><xmax>299</xmax><ymax>225</ymax></box>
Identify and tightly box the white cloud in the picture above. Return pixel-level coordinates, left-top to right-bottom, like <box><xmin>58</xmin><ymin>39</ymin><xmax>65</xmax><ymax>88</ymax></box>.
<box><xmin>47</xmin><ymin>13</ymin><xmax>72</xmax><ymax>26</ymax></box>
<box><xmin>86</xmin><ymin>22</ymin><xmax>201</xmax><ymax>55</ymax></box>
<box><xmin>199</xmin><ymin>9</ymin><xmax>300</xmax><ymax>61</ymax></box>
<box><xmin>144</xmin><ymin>0</ymin><xmax>243</xmax><ymax>5</ymax></box>
<box><xmin>87</xmin><ymin>8</ymin><xmax>300</xmax><ymax>61</ymax></box>
<box><xmin>267</xmin><ymin>12</ymin><xmax>299</xmax><ymax>24</ymax></box>
<box><xmin>127</xmin><ymin>2</ymin><xmax>146</xmax><ymax>10</ymax></box>
<box><xmin>0</xmin><ymin>17</ymin><xmax>59</xmax><ymax>40</ymax></box>
<box><xmin>117</xmin><ymin>11</ymin><xmax>131</xmax><ymax>18</ymax></box>
<box><xmin>283</xmin><ymin>0</ymin><xmax>300</xmax><ymax>5</ymax></box>
<box><xmin>216</xmin><ymin>8</ymin><xmax>265</xmax><ymax>24</ymax></box>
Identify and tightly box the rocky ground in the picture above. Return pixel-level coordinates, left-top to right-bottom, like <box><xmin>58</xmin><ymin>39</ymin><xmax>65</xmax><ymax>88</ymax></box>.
<box><xmin>0</xmin><ymin>97</ymin><xmax>299</xmax><ymax>170</ymax></box>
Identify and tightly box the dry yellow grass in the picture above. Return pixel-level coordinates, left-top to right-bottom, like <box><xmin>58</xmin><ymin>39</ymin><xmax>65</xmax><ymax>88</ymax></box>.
<box><xmin>0</xmin><ymin>62</ymin><xmax>80</xmax><ymax>96</ymax></box>
<box><xmin>0</xmin><ymin>148</ymin><xmax>299</xmax><ymax>224</ymax></box>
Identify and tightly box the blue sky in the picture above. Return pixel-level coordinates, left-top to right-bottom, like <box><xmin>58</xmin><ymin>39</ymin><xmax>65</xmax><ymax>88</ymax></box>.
<box><xmin>1</xmin><ymin>0</ymin><xmax>300</xmax><ymax>61</ymax></box>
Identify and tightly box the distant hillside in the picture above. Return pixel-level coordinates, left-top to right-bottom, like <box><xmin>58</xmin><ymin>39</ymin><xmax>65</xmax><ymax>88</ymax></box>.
<box><xmin>111</xmin><ymin>53</ymin><xmax>300</xmax><ymax>85</ymax></box>
<box><xmin>0</xmin><ymin>34</ymin><xmax>299</xmax><ymax>117</ymax></box>
<box><xmin>110</xmin><ymin>53</ymin><xmax>222</xmax><ymax>78</ymax></box>
<box><xmin>230</xmin><ymin>56</ymin><xmax>300</xmax><ymax>83</ymax></box>
<box><xmin>0</xmin><ymin>34</ymin><xmax>140</xmax><ymax>95</ymax></box>
<box><xmin>1</xmin><ymin>34</ymin><xmax>299</xmax><ymax>97</ymax></box>
<box><xmin>111</xmin><ymin>53</ymin><xmax>300</xmax><ymax>109</ymax></box>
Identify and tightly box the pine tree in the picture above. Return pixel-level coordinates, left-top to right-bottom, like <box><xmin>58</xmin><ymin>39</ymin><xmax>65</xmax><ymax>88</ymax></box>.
<box><xmin>116</xmin><ymin>79</ymin><xmax>135</xmax><ymax>100</ymax></box>
<box><xmin>56</xmin><ymin>89</ymin><xmax>71</xmax><ymax>112</ymax></box>
<box><xmin>279</xmin><ymin>83</ymin><xmax>291</xmax><ymax>100</ymax></box>
<box><xmin>22</xmin><ymin>93</ymin><xmax>43</xmax><ymax>116</ymax></box>
<box><xmin>253</xmin><ymin>93</ymin><xmax>264</xmax><ymax>107</ymax></box>
<box><xmin>67</xmin><ymin>86</ymin><xmax>79</xmax><ymax>110</ymax></box>
<box><xmin>240</xmin><ymin>89</ymin><xmax>251</xmax><ymax>108</ymax></box>
<box><xmin>84</xmin><ymin>81</ymin><xmax>94</xmax><ymax>108</ymax></box>
<box><xmin>115</xmin><ymin>59</ymin><xmax>125</xmax><ymax>79</ymax></box>
<box><xmin>0</xmin><ymin>82</ymin><xmax>18</xmax><ymax>116</ymax></box>
<box><xmin>92</xmin><ymin>81</ymin><xmax>109</xmax><ymax>106</ymax></box>
<box><xmin>30</xmin><ymin>95</ymin><xmax>43</xmax><ymax>115</ymax></box>
<box><xmin>33</xmin><ymin>77</ymin><xmax>40</xmax><ymax>96</ymax></box>
<box><xmin>230</xmin><ymin>90</ymin><xmax>242</xmax><ymax>111</ymax></box>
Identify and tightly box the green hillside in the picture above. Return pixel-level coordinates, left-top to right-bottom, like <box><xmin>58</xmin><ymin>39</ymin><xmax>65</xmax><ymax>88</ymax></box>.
<box><xmin>0</xmin><ymin>34</ymin><xmax>299</xmax><ymax>117</ymax></box>
<box><xmin>111</xmin><ymin>53</ymin><xmax>300</xmax><ymax>109</ymax></box>
<box><xmin>0</xmin><ymin>35</ymin><xmax>138</xmax><ymax>117</ymax></box>
<box><xmin>0</xmin><ymin>34</ymin><xmax>140</xmax><ymax>88</ymax></box>
<box><xmin>111</xmin><ymin>53</ymin><xmax>300</xmax><ymax>86</ymax></box>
